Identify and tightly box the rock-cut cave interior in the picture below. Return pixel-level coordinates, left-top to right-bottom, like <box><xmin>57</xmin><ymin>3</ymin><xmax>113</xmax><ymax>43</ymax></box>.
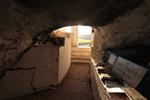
<box><xmin>0</xmin><ymin>0</ymin><xmax>150</xmax><ymax>100</ymax></box>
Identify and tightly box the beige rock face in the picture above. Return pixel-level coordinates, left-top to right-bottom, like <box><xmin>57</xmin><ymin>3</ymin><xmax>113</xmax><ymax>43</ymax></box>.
<box><xmin>0</xmin><ymin>44</ymin><xmax>58</xmax><ymax>99</ymax></box>
<box><xmin>0</xmin><ymin>0</ymin><xmax>147</xmax><ymax>75</ymax></box>
<box><xmin>0</xmin><ymin>37</ymin><xmax>71</xmax><ymax>99</ymax></box>
<box><xmin>0</xmin><ymin>31</ymin><xmax>32</xmax><ymax>76</ymax></box>
<box><xmin>91</xmin><ymin>28</ymin><xmax>104</xmax><ymax>63</ymax></box>
<box><xmin>92</xmin><ymin>0</ymin><xmax>150</xmax><ymax>62</ymax></box>
<box><xmin>0</xmin><ymin>0</ymin><xmax>51</xmax><ymax>75</ymax></box>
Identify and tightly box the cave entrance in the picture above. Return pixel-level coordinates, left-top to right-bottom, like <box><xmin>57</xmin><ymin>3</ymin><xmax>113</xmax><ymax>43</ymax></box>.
<box><xmin>52</xmin><ymin>25</ymin><xmax>93</xmax><ymax>62</ymax></box>
<box><xmin>53</xmin><ymin>25</ymin><xmax>93</xmax><ymax>48</ymax></box>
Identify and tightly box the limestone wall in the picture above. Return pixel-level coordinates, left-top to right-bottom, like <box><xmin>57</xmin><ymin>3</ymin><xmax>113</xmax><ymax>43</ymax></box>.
<box><xmin>0</xmin><ymin>0</ymin><xmax>54</xmax><ymax>76</ymax></box>
<box><xmin>0</xmin><ymin>33</ymin><xmax>71</xmax><ymax>99</ymax></box>
<box><xmin>0</xmin><ymin>0</ymin><xmax>144</xmax><ymax>75</ymax></box>
<box><xmin>92</xmin><ymin>0</ymin><xmax>150</xmax><ymax>63</ymax></box>
<box><xmin>91</xmin><ymin>28</ymin><xmax>104</xmax><ymax>63</ymax></box>
<box><xmin>0</xmin><ymin>43</ymin><xmax>59</xmax><ymax>99</ymax></box>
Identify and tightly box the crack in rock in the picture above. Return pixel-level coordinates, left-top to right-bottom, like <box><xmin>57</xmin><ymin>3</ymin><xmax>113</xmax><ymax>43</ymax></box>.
<box><xmin>9</xmin><ymin>66</ymin><xmax>36</xmax><ymax>90</ymax></box>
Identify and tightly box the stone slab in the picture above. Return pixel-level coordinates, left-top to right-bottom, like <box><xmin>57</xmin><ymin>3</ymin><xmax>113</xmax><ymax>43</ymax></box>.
<box><xmin>0</xmin><ymin>70</ymin><xmax>33</xmax><ymax>100</ymax></box>
<box><xmin>112</xmin><ymin>57</ymin><xmax>148</xmax><ymax>87</ymax></box>
<box><xmin>107</xmin><ymin>54</ymin><xmax>117</xmax><ymax>66</ymax></box>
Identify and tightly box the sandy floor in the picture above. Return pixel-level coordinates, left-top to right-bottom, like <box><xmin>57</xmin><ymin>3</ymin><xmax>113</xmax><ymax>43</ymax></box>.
<box><xmin>10</xmin><ymin>62</ymin><xmax>94</xmax><ymax>100</ymax></box>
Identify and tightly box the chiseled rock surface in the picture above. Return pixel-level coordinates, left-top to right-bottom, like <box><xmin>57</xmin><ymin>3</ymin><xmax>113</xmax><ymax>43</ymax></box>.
<box><xmin>92</xmin><ymin>0</ymin><xmax>150</xmax><ymax>62</ymax></box>
<box><xmin>0</xmin><ymin>0</ymin><xmax>50</xmax><ymax>75</ymax></box>
<box><xmin>0</xmin><ymin>31</ymin><xmax>32</xmax><ymax>76</ymax></box>
<box><xmin>91</xmin><ymin>28</ymin><xmax>104</xmax><ymax>63</ymax></box>
<box><xmin>0</xmin><ymin>44</ymin><xmax>60</xmax><ymax>99</ymax></box>
<box><xmin>0</xmin><ymin>0</ymin><xmax>145</xmax><ymax>75</ymax></box>
<box><xmin>101</xmin><ymin>0</ymin><xmax>150</xmax><ymax>49</ymax></box>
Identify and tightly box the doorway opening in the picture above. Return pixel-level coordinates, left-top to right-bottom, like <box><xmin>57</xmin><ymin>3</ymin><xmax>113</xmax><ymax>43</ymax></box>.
<box><xmin>77</xmin><ymin>25</ymin><xmax>92</xmax><ymax>48</ymax></box>
<box><xmin>53</xmin><ymin>25</ymin><xmax>93</xmax><ymax>48</ymax></box>
<box><xmin>52</xmin><ymin>25</ymin><xmax>93</xmax><ymax>62</ymax></box>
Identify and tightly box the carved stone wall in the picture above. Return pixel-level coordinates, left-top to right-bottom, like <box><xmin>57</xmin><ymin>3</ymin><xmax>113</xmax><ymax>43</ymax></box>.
<box><xmin>92</xmin><ymin>0</ymin><xmax>150</xmax><ymax>62</ymax></box>
<box><xmin>0</xmin><ymin>43</ymin><xmax>59</xmax><ymax>99</ymax></box>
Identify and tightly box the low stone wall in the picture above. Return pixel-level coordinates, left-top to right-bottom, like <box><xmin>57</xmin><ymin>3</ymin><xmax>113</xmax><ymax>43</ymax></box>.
<box><xmin>58</xmin><ymin>34</ymin><xmax>71</xmax><ymax>82</ymax></box>
<box><xmin>90</xmin><ymin>58</ymin><xmax>147</xmax><ymax>100</ymax></box>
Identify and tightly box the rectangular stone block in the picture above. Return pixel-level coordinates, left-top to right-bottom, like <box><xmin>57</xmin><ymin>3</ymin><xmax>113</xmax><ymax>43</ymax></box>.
<box><xmin>112</xmin><ymin>57</ymin><xmax>148</xmax><ymax>87</ymax></box>
<box><xmin>0</xmin><ymin>70</ymin><xmax>33</xmax><ymax>99</ymax></box>
<box><xmin>107</xmin><ymin>54</ymin><xmax>117</xmax><ymax>66</ymax></box>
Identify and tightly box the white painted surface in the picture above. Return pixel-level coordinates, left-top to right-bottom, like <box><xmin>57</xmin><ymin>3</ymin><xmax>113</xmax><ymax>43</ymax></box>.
<box><xmin>58</xmin><ymin>34</ymin><xmax>71</xmax><ymax>82</ymax></box>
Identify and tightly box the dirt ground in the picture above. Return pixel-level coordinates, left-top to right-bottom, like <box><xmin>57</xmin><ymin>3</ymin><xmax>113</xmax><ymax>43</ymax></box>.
<box><xmin>10</xmin><ymin>62</ymin><xmax>94</xmax><ymax>100</ymax></box>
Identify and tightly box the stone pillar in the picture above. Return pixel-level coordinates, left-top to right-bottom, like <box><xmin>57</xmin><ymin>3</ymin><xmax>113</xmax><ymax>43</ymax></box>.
<box><xmin>71</xmin><ymin>26</ymin><xmax>78</xmax><ymax>47</ymax></box>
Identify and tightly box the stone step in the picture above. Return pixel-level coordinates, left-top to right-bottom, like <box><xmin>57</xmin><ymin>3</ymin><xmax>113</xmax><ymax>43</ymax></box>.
<box><xmin>71</xmin><ymin>57</ymin><xmax>90</xmax><ymax>63</ymax></box>
<box><xmin>71</xmin><ymin>47</ymin><xmax>91</xmax><ymax>52</ymax></box>
<box><xmin>71</xmin><ymin>52</ymin><xmax>90</xmax><ymax>56</ymax></box>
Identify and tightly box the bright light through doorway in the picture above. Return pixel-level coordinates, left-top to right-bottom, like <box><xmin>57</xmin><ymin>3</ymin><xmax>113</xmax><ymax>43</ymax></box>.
<box><xmin>78</xmin><ymin>25</ymin><xmax>92</xmax><ymax>35</ymax></box>
<box><xmin>77</xmin><ymin>25</ymin><xmax>92</xmax><ymax>48</ymax></box>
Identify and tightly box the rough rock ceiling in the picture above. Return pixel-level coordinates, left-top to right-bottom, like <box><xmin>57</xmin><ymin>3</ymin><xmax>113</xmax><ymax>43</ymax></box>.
<box><xmin>16</xmin><ymin>0</ymin><xmax>143</xmax><ymax>25</ymax></box>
